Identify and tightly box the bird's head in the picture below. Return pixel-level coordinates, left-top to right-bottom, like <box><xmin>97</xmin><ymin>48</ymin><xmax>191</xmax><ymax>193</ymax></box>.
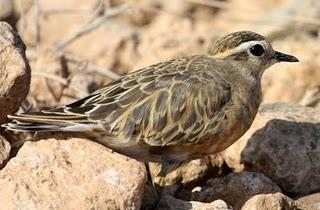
<box><xmin>208</xmin><ymin>31</ymin><xmax>299</xmax><ymax>79</ymax></box>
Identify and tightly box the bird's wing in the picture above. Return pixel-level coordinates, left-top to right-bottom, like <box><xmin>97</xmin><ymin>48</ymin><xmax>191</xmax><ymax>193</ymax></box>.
<box><xmin>7</xmin><ymin>55</ymin><xmax>232</xmax><ymax>146</ymax></box>
<box><xmin>84</xmin><ymin>55</ymin><xmax>231</xmax><ymax>146</ymax></box>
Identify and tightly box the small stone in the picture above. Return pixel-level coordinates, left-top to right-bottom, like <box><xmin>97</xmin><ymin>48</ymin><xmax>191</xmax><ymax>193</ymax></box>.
<box><xmin>296</xmin><ymin>193</ymin><xmax>320</xmax><ymax>210</ymax></box>
<box><xmin>141</xmin><ymin>183</ymin><xmax>160</xmax><ymax>210</ymax></box>
<box><xmin>155</xmin><ymin>195</ymin><xmax>232</xmax><ymax>210</ymax></box>
<box><xmin>241</xmin><ymin>193</ymin><xmax>299</xmax><ymax>210</ymax></box>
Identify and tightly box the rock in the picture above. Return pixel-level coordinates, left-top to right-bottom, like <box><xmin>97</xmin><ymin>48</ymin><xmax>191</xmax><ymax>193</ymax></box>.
<box><xmin>241</xmin><ymin>193</ymin><xmax>299</xmax><ymax>210</ymax></box>
<box><xmin>296</xmin><ymin>193</ymin><xmax>320</xmax><ymax>210</ymax></box>
<box><xmin>155</xmin><ymin>195</ymin><xmax>231</xmax><ymax>210</ymax></box>
<box><xmin>0</xmin><ymin>135</ymin><xmax>11</xmax><ymax>169</ymax></box>
<box><xmin>0</xmin><ymin>138</ymin><xmax>147</xmax><ymax>210</ymax></box>
<box><xmin>192</xmin><ymin>172</ymin><xmax>281</xmax><ymax>209</ymax></box>
<box><xmin>0</xmin><ymin>0</ymin><xmax>13</xmax><ymax>19</ymax></box>
<box><xmin>0</xmin><ymin>22</ymin><xmax>31</xmax><ymax>123</ymax></box>
<box><xmin>141</xmin><ymin>183</ymin><xmax>160</xmax><ymax>210</ymax></box>
<box><xmin>223</xmin><ymin>103</ymin><xmax>320</xmax><ymax>195</ymax></box>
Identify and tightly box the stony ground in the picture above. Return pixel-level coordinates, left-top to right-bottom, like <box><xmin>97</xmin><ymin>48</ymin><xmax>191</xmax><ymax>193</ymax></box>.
<box><xmin>0</xmin><ymin>0</ymin><xmax>319</xmax><ymax>209</ymax></box>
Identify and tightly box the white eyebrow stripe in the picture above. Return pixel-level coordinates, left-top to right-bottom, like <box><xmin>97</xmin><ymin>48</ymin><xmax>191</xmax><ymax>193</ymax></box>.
<box><xmin>212</xmin><ymin>40</ymin><xmax>268</xmax><ymax>59</ymax></box>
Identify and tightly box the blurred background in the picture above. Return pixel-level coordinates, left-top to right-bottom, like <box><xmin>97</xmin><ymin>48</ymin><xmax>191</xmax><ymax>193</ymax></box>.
<box><xmin>1</xmin><ymin>0</ymin><xmax>320</xmax><ymax>111</ymax></box>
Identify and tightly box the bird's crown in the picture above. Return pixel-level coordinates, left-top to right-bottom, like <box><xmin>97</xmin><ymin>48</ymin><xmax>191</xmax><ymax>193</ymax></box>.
<box><xmin>208</xmin><ymin>31</ymin><xmax>266</xmax><ymax>56</ymax></box>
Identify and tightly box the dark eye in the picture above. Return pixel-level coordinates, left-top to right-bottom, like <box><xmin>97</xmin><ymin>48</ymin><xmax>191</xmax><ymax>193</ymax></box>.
<box><xmin>250</xmin><ymin>44</ymin><xmax>264</xmax><ymax>56</ymax></box>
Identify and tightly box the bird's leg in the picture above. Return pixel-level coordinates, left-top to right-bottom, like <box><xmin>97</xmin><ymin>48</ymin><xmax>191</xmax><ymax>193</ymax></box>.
<box><xmin>153</xmin><ymin>161</ymin><xmax>183</xmax><ymax>194</ymax></box>
<box><xmin>153</xmin><ymin>163</ymin><xmax>169</xmax><ymax>189</ymax></box>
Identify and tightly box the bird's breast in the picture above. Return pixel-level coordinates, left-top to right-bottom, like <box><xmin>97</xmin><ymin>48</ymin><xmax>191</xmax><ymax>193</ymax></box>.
<box><xmin>202</xmin><ymin>86</ymin><xmax>262</xmax><ymax>155</ymax></box>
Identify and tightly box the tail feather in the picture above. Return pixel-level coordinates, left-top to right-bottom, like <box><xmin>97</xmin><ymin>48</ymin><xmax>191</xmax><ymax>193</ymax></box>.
<box><xmin>4</xmin><ymin>122</ymin><xmax>65</xmax><ymax>132</ymax></box>
<box><xmin>8</xmin><ymin>113</ymin><xmax>90</xmax><ymax>124</ymax></box>
<box><xmin>3</xmin><ymin>110</ymin><xmax>101</xmax><ymax>132</ymax></box>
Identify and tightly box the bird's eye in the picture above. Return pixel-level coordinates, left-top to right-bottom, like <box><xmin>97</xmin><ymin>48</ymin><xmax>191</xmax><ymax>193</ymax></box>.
<box><xmin>249</xmin><ymin>44</ymin><xmax>264</xmax><ymax>56</ymax></box>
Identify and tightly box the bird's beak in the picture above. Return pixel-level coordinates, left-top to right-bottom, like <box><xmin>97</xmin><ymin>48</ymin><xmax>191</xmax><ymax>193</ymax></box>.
<box><xmin>273</xmin><ymin>51</ymin><xmax>299</xmax><ymax>62</ymax></box>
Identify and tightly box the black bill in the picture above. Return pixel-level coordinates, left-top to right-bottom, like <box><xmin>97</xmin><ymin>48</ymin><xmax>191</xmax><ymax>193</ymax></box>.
<box><xmin>273</xmin><ymin>51</ymin><xmax>299</xmax><ymax>62</ymax></box>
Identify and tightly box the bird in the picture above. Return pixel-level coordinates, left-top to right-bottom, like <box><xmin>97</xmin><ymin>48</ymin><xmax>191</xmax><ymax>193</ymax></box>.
<box><xmin>3</xmin><ymin>31</ymin><xmax>299</xmax><ymax>187</ymax></box>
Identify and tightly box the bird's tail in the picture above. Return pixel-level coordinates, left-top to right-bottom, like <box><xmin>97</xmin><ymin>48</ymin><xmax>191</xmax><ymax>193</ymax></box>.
<box><xmin>3</xmin><ymin>108</ymin><xmax>100</xmax><ymax>132</ymax></box>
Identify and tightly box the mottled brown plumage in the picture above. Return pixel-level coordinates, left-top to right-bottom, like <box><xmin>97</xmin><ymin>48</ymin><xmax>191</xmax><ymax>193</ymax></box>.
<box><xmin>4</xmin><ymin>31</ymin><xmax>299</xmax><ymax>186</ymax></box>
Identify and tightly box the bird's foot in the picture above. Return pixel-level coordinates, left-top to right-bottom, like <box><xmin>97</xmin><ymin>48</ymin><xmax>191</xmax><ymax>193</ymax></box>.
<box><xmin>154</xmin><ymin>175</ymin><xmax>166</xmax><ymax>194</ymax></box>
